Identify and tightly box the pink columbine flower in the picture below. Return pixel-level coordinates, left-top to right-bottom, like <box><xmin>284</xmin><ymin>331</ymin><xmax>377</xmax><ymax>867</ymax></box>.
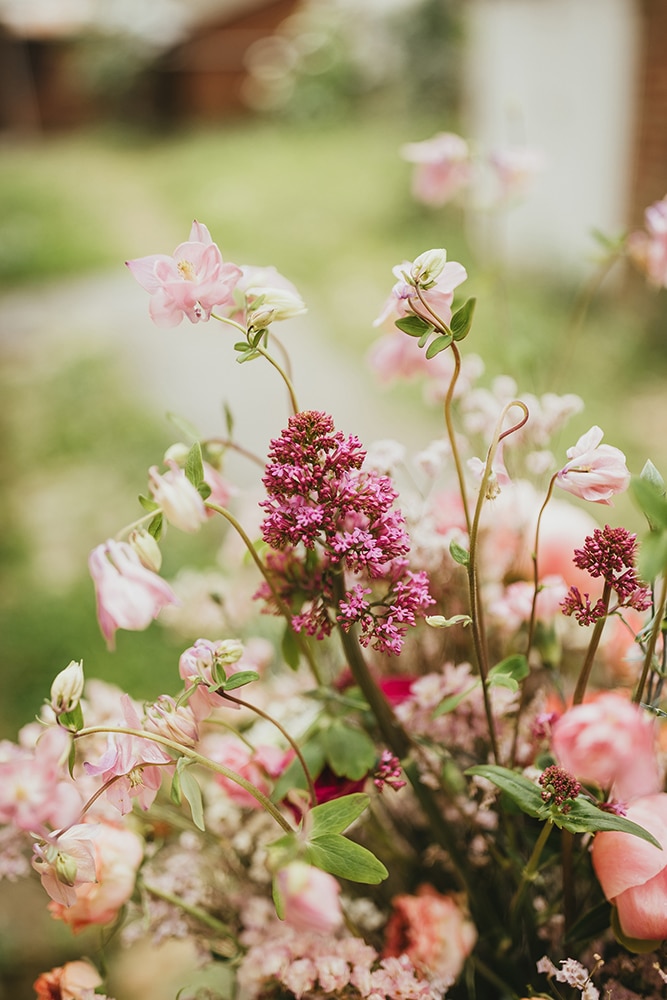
<box><xmin>374</xmin><ymin>250</ymin><xmax>467</xmax><ymax>331</ymax></box>
<box><xmin>628</xmin><ymin>195</ymin><xmax>667</xmax><ymax>288</ymax></box>
<box><xmin>275</xmin><ymin>861</ymin><xmax>343</xmax><ymax>935</ymax></box>
<box><xmin>88</xmin><ymin>538</ymin><xmax>179</xmax><ymax>649</ymax></box>
<box><xmin>555</xmin><ymin>426</ymin><xmax>630</xmax><ymax>505</ymax></box>
<box><xmin>400</xmin><ymin>132</ymin><xmax>473</xmax><ymax>207</ymax></box>
<box><xmin>83</xmin><ymin>694</ymin><xmax>173</xmax><ymax>814</ymax></box>
<box><xmin>148</xmin><ymin>460</ymin><xmax>207</xmax><ymax>533</ymax></box>
<box><xmin>0</xmin><ymin>727</ymin><xmax>82</xmax><ymax>834</ymax></box>
<box><xmin>32</xmin><ymin>825</ymin><xmax>98</xmax><ymax>907</ymax></box>
<box><xmin>126</xmin><ymin>220</ymin><xmax>242</xmax><ymax>327</ymax></box>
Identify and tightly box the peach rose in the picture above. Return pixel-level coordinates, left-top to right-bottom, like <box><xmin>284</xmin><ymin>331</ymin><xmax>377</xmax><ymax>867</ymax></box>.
<box><xmin>34</xmin><ymin>959</ymin><xmax>103</xmax><ymax>999</ymax></box>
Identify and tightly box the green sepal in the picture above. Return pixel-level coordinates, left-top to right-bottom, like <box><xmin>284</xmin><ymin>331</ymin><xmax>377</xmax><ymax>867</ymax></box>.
<box><xmin>451</xmin><ymin>297</ymin><xmax>476</xmax><ymax>341</ymax></box>
<box><xmin>487</xmin><ymin>654</ymin><xmax>529</xmax><ymax>692</ymax></box>
<box><xmin>67</xmin><ymin>736</ymin><xmax>76</xmax><ymax>778</ymax></box>
<box><xmin>148</xmin><ymin>512</ymin><xmax>164</xmax><ymax>541</ymax></box>
<box><xmin>304</xmin><ymin>834</ymin><xmax>387</xmax><ymax>884</ymax></box>
<box><xmin>185</xmin><ymin>441</ymin><xmax>205</xmax><ymax>488</ymax></box>
<box><xmin>449</xmin><ymin>540</ymin><xmax>470</xmax><ymax>566</ymax></box>
<box><xmin>222</xmin><ymin>670</ymin><xmax>260</xmax><ymax>691</ymax></box>
<box><xmin>281</xmin><ymin>624</ymin><xmax>301</xmax><ymax>671</ymax></box>
<box><xmin>425</xmin><ymin>333</ymin><xmax>453</xmax><ymax>359</ymax></box>
<box><xmin>59</xmin><ymin>702</ymin><xmax>84</xmax><ymax>732</ymax></box>
<box><xmin>321</xmin><ymin>723</ymin><xmax>376</xmax><ymax>781</ymax></box>
<box><xmin>395</xmin><ymin>315</ymin><xmax>433</xmax><ymax>338</ymax></box>
<box><xmin>197</xmin><ymin>482</ymin><xmax>212</xmax><ymax>500</ymax></box>
<box><xmin>138</xmin><ymin>493</ymin><xmax>160</xmax><ymax>513</ymax></box>
<box><xmin>272</xmin><ymin>876</ymin><xmax>285</xmax><ymax>921</ymax></box>
<box><xmin>309</xmin><ymin>793</ymin><xmax>370</xmax><ymax>837</ymax></box>
<box><xmin>176</xmin><ymin>758</ymin><xmax>206</xmax><ymax>831</ymax></box>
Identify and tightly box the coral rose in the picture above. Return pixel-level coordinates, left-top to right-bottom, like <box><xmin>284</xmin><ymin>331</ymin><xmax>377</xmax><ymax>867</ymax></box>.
<box><xmin>34</xmin><ymin>960</ymin><xmax>103</xmax><ymax>1000</ymax></box>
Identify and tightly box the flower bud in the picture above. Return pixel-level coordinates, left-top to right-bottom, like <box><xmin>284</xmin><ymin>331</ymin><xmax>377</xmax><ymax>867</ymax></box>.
<box><xmin>129</xmin><ymin>528</ymin><xmax>162</xmax><ymax>572</ymax></box>
<box><xmin>145</xmin><ymin>694</ymin><xmax>199</xmax><ymax>747</ymax></box>
<box><xmin>163</xmin><ymin>442</ymin><xmax>190</xmax><ymax>466</ymax></box>
<box><xmin>410</xmin><ymin>249</ymin><xmax>448</xmax><ymax>288</ymax></box>
<box><xmin>246</xmin><ymin>286</ymin><xmax>307</xmax><ymax>329</ymax></box>
<box><xmin>50</xmin><ymin>660</ymin><xmax>84</xmax><ymax>716</ymax></box>
<box><xmin>54</xmin><ymin>851</ymin><xmax>79</xmax><ymax>887</ymax></box>
<box><xmin>148</xmin><ymin>461</ymin><xmax>207</xmax><ymax>533</ymax></box>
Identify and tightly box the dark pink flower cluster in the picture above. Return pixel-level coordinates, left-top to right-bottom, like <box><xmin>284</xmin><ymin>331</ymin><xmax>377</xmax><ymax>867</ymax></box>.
<box><xmin>538</xmin><ymin>765</ymin><xmax>581</xmax><ymax>812</ymax></box>
<box><xmin>257</xmin><ymin>411</ymin><xmax>434</xmax><ymax>654</ymax></box>
<box><xmin>561</xmin><ymin>525</ymin><xmax>651</xmax><ymax>625</ymax></box>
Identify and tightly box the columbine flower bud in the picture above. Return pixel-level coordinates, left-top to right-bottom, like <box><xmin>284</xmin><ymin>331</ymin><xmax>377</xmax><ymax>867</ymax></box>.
<box><xmin>148</xmin><ymin>461</ymin><xmax>207</xmax><ymax>533</ymax></box>
<box><xmin>246</xmin><ymin>286</ymin><xmax>307</xmax><ymax>330</ymax></box>
<box><xmin>50</xmin><ymin>660</ymin><xmax>84</xmax><ymax>716</ymax></box>
<box><xmin>410</xmin><ymin>249</ymin><xmax>448</xmax><ymax>288</ymax></box>
<box><xmin>54</xmin><ymin>850</ymin><xmax>79</xmax><ymax>887</ymax></box>
<box><xmin>129</xmin><ymin>528</ymin><xmax>162</xmax><ymax>573</ymax></box>
<box><xmin>145</xmin><ymin>694</ymin><xmax>199</xmax><ymax>747</ymax></box>
<box><xmin>163</xmin><ymin>442</ymin><xmax>191</xmax><ymax>466</ymax></box>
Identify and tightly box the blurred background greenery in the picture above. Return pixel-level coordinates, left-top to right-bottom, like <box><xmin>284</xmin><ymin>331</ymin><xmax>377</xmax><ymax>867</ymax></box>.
<box><xmin>1</xmin><ymin>0</ymin><xmax>667</xmax><ymax>995</ymax></box>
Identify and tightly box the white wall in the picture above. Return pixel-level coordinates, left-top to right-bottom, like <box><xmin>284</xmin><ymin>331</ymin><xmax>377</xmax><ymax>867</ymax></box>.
<box><xmin>463</xmin><ymin>0</ymin><xmax>641</xmax><ymax>277</ymax></box>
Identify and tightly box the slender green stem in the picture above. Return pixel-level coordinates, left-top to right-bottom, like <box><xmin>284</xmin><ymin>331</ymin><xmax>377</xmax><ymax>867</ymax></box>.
<box><xmin>221</xmin><ymin>691</ymin><xmax>317</xmax><ymax>808</ymax></box>
<box><xmin>74</xmin><ymin>725</ymin><xmax>295</xmax><ymax>834</ymax></box>
<box><xmin>141</xmin><ymin>879</ymin><xmax>239</xmax><ymax>944</ymax></box>
<box><xmin>444</xmin><ymin>343</ymin><xmax>472</xmax><ymax>535</ymax></box>
<box><xmin>525</xmin><ymin>473</ymin><xmax>558</xmax><ymax>662</ymax></box>
<box><xmin>205</xmin><ymin>436</ymin><xmax>266</xmax><ymax>469</ymax></box>
<box><xmin>634</xmin><ymin>572</ymin><xmax>667</xmax><ymax>705</ymax></box>
<box><xmin>204</xmin><ymin>501</ymin><xmax>322</xmax><ymax>684</ymax></box>
<box><xmin>572</xmin><ymin>581</ymin><xmax>612</xmax><ymax>705</ymax></box>
<box><xmin>510</xmin><ymin>818</ymin><xmax>553</xmax><ymax>921</ymax></box>
<box><xmin>254</xmin><ymin>343</ymin><xmax>299</xmax><ymax>416</ymax></box>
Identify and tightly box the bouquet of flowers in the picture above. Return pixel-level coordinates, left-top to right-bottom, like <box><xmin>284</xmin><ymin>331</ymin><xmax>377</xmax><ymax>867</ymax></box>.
<box><xmin>4</xmin><ymin>133</ymin><xmax>667</xmax><ymax>1000</ymax></box>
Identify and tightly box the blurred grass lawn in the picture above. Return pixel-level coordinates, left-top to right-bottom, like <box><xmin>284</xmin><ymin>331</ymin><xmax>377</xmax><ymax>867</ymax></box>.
<box><xmin>1</xmin><ymin>113</ymin><xmax>667</xmax><ymax>740</ymax></box>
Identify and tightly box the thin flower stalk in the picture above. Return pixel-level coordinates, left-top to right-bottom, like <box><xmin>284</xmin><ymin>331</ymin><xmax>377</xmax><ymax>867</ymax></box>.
<box><xmin>572</xmin><ymin>581</ymin><xmax>612</xmax><ymax>705</ymax></box>
<box><xmin>634</xmin><ymin>572</ymin><xmax>667</xmax><ymax>706</ymax></box>
<box><xmin>509</xmin><ymin>818</ymin><xmax>554</xmax><ymax>924</ymax></box>
<box><xmin>141</xmin><ymin>879</ymin><xmax>240</xmax><ymax>947</ymax></box>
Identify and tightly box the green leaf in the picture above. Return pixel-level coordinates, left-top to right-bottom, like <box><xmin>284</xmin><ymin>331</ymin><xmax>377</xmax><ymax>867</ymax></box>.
<box><xmin>272</xmin><ymin>877</ymin><xmax>285</xmax><ymax>920</ymax></box>
<box><xmin>487</xmin><ymin>654</ymin><xmax>529</xmax><ymax>692</ymax></box>
<box><xmin>631</xmin><ymin>474</ymin><xmax>667</xmax><ymax>532</ymax></box>
<box><xmin>185</xmin><ymin>441</ymin><xmax>205</xmax><ymax>488</ymax></box>
<box><xmin>223</xmin><ymin>670</ymin><xmax>260</xmax><ymax>691</ymax></box>
<box><xmin>233</xmin><ymin>340</ymin><xmax>249</xmax><ymax>352</ymax></box>
<box><xmin>451</xmin><ymin>297</ymin><xmax>476</xmax><ymax>341</ymax></box>
<box><xmin>449</xmin><ymin>540</ymin><xmax>469</xmax><ymax>566</ymax></box>
<box><xmin>59</xmin><ymin>702</ymin><xmax>84</xmax><ymax>732</ymax></box>
<box><xmin>640</xmin><ymin>459</ymin><xmax>666</xmax><ymax>493</ymax></box>
<box><xmin>305</xmin><ymin>834</ymin><xmax>387</xmax><ymax>884</ymax></box>
<box><xmin>166</xmin><ymin>411</ymin><xmax>201</xmax><ymax>442</ymax></box>
<box><xmin>465</xmin><ymin>764</ymin><xmax>544</xmax><ymax>818</ymax></box>
<box><xmin>321</xmin><ymin>723</ymin><xmax>376</xmax><ymax>780</ymax></box>
<box><xmin>138</xmin><ymin>493</ymin><xmax>160</xmax><ymax>513</ymax></box>
<box><xmin>271</xmin><ymin>739</ymin><xmax>325</xmax><ymax>803</ymax></box>
<box><xmin>224</xmin><ymin>403</ymin><xmax>235</xmax><ymax>438</ymax></box>
<box><xmin>197</xmin><ymin>482</ymin><xmax>212</xmax><ymax>500</ymax></box>
<box><xmin>281</xmin><ymin>624</ymin><xmax>301</xmax><ymax>671</ymax></box>
<box><xmin>433</xmin><ymin>682</ymin><xmax>479</xmax><ymax>717</ymax></box>
<box><xmin>148</xmin><ymin>512</ymin><xmax>164</xmax><ymax>540</ymax></box>
<box><xmin>309</xmin><ymin>793</ymin><xmax>370</xmax><ymax>837</ymax></box>
<box><xmin>177</xmin><ymin>759</ymin><xmax>206</xmax><ymax>831</ymax></box>
<box><xmin>395</xmin><ymin>315</ymin><xmax>433</xmax><ymax>338</ymax></box>
<box><xmin>170</xmin><ymin>768</ymin><xmax>182</xmax><ymax>807</ymax></box>
<box><xmin>425</xmin><ymin>333</ymin><xmax>453</xmax><ymax>359</ymax></box>
<box><xmin>554</xmin><ymin>797</ymin><xmax>661</xmax><ymax>847</ymax></box>
<box><xmin>236</xmin><ymin>350</ymin><xmax>261</xmax><ymax>364</ymax></box>
<box><xmin>637</xmin><ymin>530</ymin><xmax>667</xmax><ymax>583</ymax></box>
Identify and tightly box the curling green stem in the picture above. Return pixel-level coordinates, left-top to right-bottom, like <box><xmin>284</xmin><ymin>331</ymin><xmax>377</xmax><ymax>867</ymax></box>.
<box><xmin>254</xmin><ymin>343</ymin><xmax>299</xmax><ymax>416</ymax></box>
<box><xmin>141</xmin><ymin>879</ymin><xmax>239</xmax><ymax>943</ymax></box>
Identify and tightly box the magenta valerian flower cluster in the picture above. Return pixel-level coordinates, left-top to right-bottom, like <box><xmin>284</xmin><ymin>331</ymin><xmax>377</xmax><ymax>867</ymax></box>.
<box><xmin>561</xmin><ymin>525</ymin><xmax>651</xmax><ymax>625</ymax></box>
<box><xmin>257</xmin><ymin>409</ymin><xmax>434</xmax><ymax>654</ymax></box>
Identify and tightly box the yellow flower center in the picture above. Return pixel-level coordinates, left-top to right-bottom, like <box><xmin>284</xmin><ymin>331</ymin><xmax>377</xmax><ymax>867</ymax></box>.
<box><xmin>178</xmin><ymin>259</ymin><xmax>196</xmax><ymax>281</ymax></box>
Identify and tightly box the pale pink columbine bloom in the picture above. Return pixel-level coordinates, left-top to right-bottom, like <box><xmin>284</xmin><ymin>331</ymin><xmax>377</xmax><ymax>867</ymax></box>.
<box><xmin>88</xmin><ymin>538</ymin><xmax>179</xmax><ymax>649</ymax></box>
<box><xmin>126</xmin><ymin>220</ymin><xmax>242</xmax><ymax>327</ymax></box>
<box><xmin>628</xmin><ymin>194</ymin><xmax>667</xmax><ymax>288</ymax></box>
<box><xmin>202</xmin><ymin>461</ymin><xmax>234</xmax><ymax>512</ymax></box>
<box><xmin>400</xmin><ymin>132</ymin><xmax>473</xmax><ymax>207</ymax></box>
<box><xmin>33</xmin><ymin>959</ymin><xmax>105</xmax><ymax>1000</ymax></box>
<box><xmin>201</xmin><ymin>733</ymin><xmax>287</xmax><ymax>808</ymax></box>
<box><xmin>275</xmin><ymin>861</ymin><xmax>343</xmax><ymax>935</ymax></box>
<box><xmin>32</xmin><ymin>824</ymin><xmax>98</xmax><ymax>907</ymax></box>
<box><xmin>552</xmin><ymin>693</ymin><xmax>662</xmax><ymax>803</ymax></box>
<box><xmin>592</xmin><ymin>792</ymin><xmax>667</xmax><ymax>941</ymax></box>
<box><xmin>555</xmin><ymin>426</ymin><xmax>630</xmax><ymax>505</ymax></box>
<box><xmin>83</xmin><ymin>694</ymin><xmax>173</xmax><ymax>814</ymax></box>
<box><xmin>489</xmin><ymin>575</ymin><xmax>568</xmax><ymax>632</ymax></box>
<box><xmin>374</xmin><ymin>251</ymin><xmax>467</xmax><ymax>331</ymax></box>
<box><xmin>148</xmin><ymin>460</ymin><xmax>207</xmax><ymax>532</ymax></box>
<box><xmin>0</xmin><ymin>727</ymin><xmax>82</xmax><ymax>833</ymax></box>
<box><xmin>47</xmin><ymin>820</ymin><xmax>144</xmax><ymax>932</ymax></box>
<box><xmin>178</xmin><ymin>637</ymin><xmax>245</xmax><ymax>719</ymax></box>
<box><xmin>368</xmin><ymin>330</ymin><xmax>457</xmax><ymax>385</ymax></box>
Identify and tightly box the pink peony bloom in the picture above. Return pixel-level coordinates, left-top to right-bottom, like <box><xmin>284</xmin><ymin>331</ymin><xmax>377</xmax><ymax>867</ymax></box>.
<box><xmin>48</xmin><ymin>821</ymin><xmax>143</xmax><ymax>932</ymax></box>
<box><xmin>552</xmin><ymin>693</ymin><xmax>661</xmax><ymax>803</ymax></box>
<box><xmin>88</xmin><ymin>538</ymin><xmax>179</xmax><ymax>649</ymax></box>
<box><xmin>275</xmin><ymin>861</ymin><xmax>343</xmax><ymax>935</ymax></box>
<box><xmin>148</xmin><ymin>460</ymin><xmax>207</xmax><ymax>532</ymax></box>
<box><xmin>33</xmin><ymin>959</ymin><xmax>104</xmax><ymax>1000</ymax></box>
<box><xmin>126</xmin><ymin>220</ymin><xmax>242</xmax><ymax>327</ymax></box>
<box><xmin>592</xmin><ymin>793</ymin><xmax>667</xmax><ymax>940</ymax></box>
<box><xmin>383</xmin><ymin>885</ymin><xmax>477</xmax><ymax>987</ymax></box>
<box><xmin>374</xmin><ymin>253</ymin><xmax>467</xmax><ymax>332</ymax></box>
<box><xmin>556</xmin><ymin>426</ymin><xmax>630</xmax><ymax>505</ymax></box>
<box><xmin>400</xmin><ymin>132</ymin><xmax>473</xmax><ymax>207</ymax></box>
<box><xmin>628</xmin><ymin>195</ymin><xmax>667</xmax><ymax>288</ymax></box>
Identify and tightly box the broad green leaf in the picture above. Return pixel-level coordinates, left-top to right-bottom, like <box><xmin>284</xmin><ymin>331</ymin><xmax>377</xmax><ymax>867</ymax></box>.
<box><xmin>309</xmin><ymin>793</ymin><xmax>370</xmax><ymax>837</ymax></box>
<box><xmin>223</xmin><ymin>670</ymin><xmax>260</xmax><ymax>691</ymax></box>
<box><xmin>451</xmin><ymin>297</ymin><xmax>476</xmax><ymax>341</ymax></box>
<box><xmin>185</xmin><ymin>441</ymin><xmax>205</xmax><ymax>488</ymax></box>
<box><xmin>305</xmin><ymin>834</ymin><xmax>387</xmax><ymax>884</ymax></box>
<box><xmin>425</xmin><ymin>333</ymin><xmax>453</xmax><ymax>359</ymax></box>
<box><xmin>466</xmin><ymin>764</ymin><xmax>544</xmax><ymax>818</ymax></box>
<box><xmin>640</xmin><ymin>459</ymin><xmax>666</xmax><ymax>493</ymax></box>
<box><xmin>281</xmin><ymin>623</ymin><xmax>301</xmax><ymax>671</ymax></box>
<box><xmin>322</xmin><ymin>723</ymin><xmax>377</xmax><ymax>780</ymax></box>
<box><xmin>554</xmin><ymin>797</ymin><xmax>661</xmax><ymax>847</ymax></box>
<box><xmin>449</xmin><ymin>540</ymin><xmax>469</xmax><ymax>566</ymax></box>
<box><xmin>433</xmin><ymin>682</ymin><xmax>479</xmax><ymax>717</ymax></box>
<box><xmin>631</xmin><ymin>475</ymin><xmax>667</xmax><ymax>532</ymax></box>
<box><xmin>177</xmin><ymin>760</ymin><xmax>206</xmax><ymax>831</ymax></box>
<box><xmin>637</xmin><ymin>529</ymin><xmax>667</xmax><ymax>583</ymax></box>
<box><xmin>271</xmin><ymin>739</ymin><xmax>325</xmax><ymax>803</ymax></box>
<box><xmin>395</xmin><ymin>315</ymin><xmax>433</xmax><ymax>338</ymax></box>
<box><xmin>487</xmin><ymin>654</ymin><xmax>529</xmax><ymax>692</ymax></box>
